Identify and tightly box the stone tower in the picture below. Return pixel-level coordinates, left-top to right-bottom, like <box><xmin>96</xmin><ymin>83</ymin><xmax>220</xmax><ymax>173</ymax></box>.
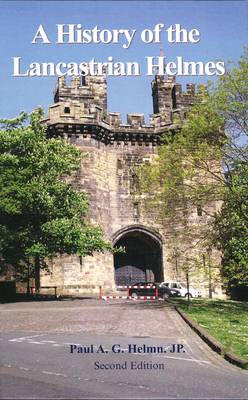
<box><xmin>41</xmin><ymin>74</ymin><xmax>222</xmax><ymax>296</ymax></box>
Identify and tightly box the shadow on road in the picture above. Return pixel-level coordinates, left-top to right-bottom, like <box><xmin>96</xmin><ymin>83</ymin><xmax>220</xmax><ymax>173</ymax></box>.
<box><xmin>1</xmin><ymin>294</ymin><xmax>98</xmax><ymax>304</ymax></box>
<box><xmin>106</xmin><ymin>300</ymin><xmax>173</xmax><ymax>310</ymax></box>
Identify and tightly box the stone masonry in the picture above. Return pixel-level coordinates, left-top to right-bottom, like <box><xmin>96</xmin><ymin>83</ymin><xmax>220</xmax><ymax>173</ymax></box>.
<box><xmin>41</xmin><ymin>74</ymin><xmax>223</xmax><ymax>297</ymax></box>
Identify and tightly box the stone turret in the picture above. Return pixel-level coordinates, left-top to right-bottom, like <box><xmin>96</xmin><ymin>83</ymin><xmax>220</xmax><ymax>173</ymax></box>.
<box><xmin>152</xmin><ymin>75</ymin><xmax>176</xmax><ymax>115</ymax></box>
<box><xmin>54</xmin><ymin>74</ymin><xmax>107</xmax><ymax>112</ymax></box>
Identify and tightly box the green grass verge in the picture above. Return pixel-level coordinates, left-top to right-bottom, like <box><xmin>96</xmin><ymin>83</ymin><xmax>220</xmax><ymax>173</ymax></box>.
<box><xmin>172</xmin><ymin>298</ymin><xmax>248</xmax><ymax>360</ymax></box>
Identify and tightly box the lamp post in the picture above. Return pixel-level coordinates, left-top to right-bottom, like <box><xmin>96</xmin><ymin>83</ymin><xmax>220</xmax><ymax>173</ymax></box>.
<box><xmin>186</xmin><ymin>270</ymin><xmax>190</xmax><ymax>304</ymax></box>
<box><xmin>207</xmin><ymin>248</ymin><xmax>213</xmax><ymax>299</ymax></box>
<box><xmin>172</xmin><ymin>247</ymin><xmax>179</xmax><ymax>279</ymax></box>
<box><xmin>26</xmin><ymin>264</ymin><xmax>30</xmax><ymax>295</ymax></box>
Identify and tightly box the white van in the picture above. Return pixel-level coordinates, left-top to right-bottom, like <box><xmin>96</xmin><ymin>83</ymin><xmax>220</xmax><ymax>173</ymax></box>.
<box><xmin>161</xmin><ymin>282</ymin><xmax>202</xmax><ymax>298</ymax></box>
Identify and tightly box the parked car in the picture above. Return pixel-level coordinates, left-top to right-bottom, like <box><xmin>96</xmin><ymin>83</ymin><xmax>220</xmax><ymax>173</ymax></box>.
<box><xmin>160</xmin><ymin>282</ymin><xmax>202</xmax><ymax>298</ymax></box>
<box><xmin>129</xmin><ymin>282</ymin><xmax>180</xmax><ymax>300</ymax></box>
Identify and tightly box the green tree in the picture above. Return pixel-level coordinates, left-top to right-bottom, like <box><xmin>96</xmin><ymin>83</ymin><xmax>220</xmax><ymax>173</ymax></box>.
<box><xmin>138</xmin><ymin>50</ymin><xmax>248</xmax><ymax>290</ymax></box>
<box><xmin>0</xmin><ymin>110</ymin><xmax>111</xmax><ymax>291</ymax></box>
<box><xmin>214</xmin><ymin>162</ymin><xmax>248</xmax><ymax>287</ymax></box>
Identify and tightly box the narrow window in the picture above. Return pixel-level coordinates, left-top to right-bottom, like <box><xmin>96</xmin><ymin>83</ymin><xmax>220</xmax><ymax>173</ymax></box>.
<box><xmin>133</xmin><ymin>202</ymin><xmax>140</xmax><ymax>220</ymax></box>
<box><xmin>64</xmin><ymin>106</ymin><xmax>70</xmax><ymax>114</ymax></box>
<box><xmin>172</xmin><ymin>86</ymin><xmax>177</xmax><ymax>109</ymax></box>
<box><xmin>50</xmin><ymin>259</ymin><xmax>54</xmax><ymax>276</ymax></box>
<box><xmin>197</xmin><ymin>205</ymin><xmax>203</xmax><ymax>216</ymax></box>
<box><xmin>131</xmin><ymin>172</ymin><xmax>139</xmax><ymax>192</ymax></box>
<box><xmin>79</xmin><ymin>256</ymin><xmax>83</xmax><ymax>272</ymax></box>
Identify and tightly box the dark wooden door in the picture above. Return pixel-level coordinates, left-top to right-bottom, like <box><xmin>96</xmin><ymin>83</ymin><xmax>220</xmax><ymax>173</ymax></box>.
<box><xmin>115</xmin><ymin>264</ymin><xmax>146</xmax><ymax>286</ymax></box>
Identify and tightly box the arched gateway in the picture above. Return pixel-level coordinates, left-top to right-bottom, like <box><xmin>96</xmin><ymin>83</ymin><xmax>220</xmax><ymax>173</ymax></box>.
<box><xmin>113</xmin><ymin>226</ymin><xmax>163</xmax><ymax>286</ymax></box>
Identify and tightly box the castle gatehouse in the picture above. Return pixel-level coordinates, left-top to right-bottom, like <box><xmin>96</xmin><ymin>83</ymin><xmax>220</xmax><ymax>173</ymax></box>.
<box><xmin>41</xmin><ymin>74</ymin><xmax>222</xmax><ymax>296</ymax></box>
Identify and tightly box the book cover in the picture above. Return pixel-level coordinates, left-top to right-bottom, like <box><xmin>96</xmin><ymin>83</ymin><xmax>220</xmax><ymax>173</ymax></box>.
<box><xmin>0</xmin><ymin>1</ymin><xmax>247</xmax><ymax>399</ymax></box>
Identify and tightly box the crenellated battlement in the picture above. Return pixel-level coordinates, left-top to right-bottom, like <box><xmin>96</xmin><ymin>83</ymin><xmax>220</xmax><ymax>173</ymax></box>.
<box><xmin>45</xmin><ymin>74</ymin><xmax>204</xmax><ymax>143</ymax></box>
<box><xmin>54</xmin><ymin>75</ymin><xmax>107</xmax><ymax>111</ymax></box>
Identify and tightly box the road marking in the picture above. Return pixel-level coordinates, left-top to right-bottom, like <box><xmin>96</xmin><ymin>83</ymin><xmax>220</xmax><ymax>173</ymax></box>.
<box><xmin>9</xmin><ymin>334</ymin><xmax>45</xmax><ymax>342</ymax></box>
<box><xmin>42</xmin><ymin>370</ymin><xmax>67</xmax><ymax>377</ymax></box>
<box><xmin>29</xmin><ymin>341</ymin><xmax>46</xmax><ymax>345</ymax></box>
<box><xmin>41</xmin><ymin>340</ymin><xmax>56</xmax><ymax>343</ymax></box>
<box><xmin>22</xmin><ymin>367</ymin><xmax>159</xmax><ymax>394</ymax></box>
<box><xmin>160</xmin><ymin>355</ymin><xmax>210</xmax><ymax>364</ymax></box>
<box><xmin>182</xmin><ymin>338</ymin><xmax>206</xmax><ymax>366</ymax></box>
<box><xmin>2</xmin><ymin>364</ymin><xmax>156</xmax><ymax>393</ymax></box>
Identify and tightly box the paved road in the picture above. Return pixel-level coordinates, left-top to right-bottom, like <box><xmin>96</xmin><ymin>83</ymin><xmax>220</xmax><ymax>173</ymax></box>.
<box><xmin>0</xmin><ymin>299</ymin><xmax>247</xmax><ymax>399</ymax></box>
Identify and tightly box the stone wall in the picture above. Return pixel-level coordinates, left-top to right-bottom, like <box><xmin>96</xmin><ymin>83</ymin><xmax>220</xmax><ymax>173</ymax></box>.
<box><xmin>41</xmin><ymin>74</ymin><xmax>223</xmax><ymax>297</ymax></box>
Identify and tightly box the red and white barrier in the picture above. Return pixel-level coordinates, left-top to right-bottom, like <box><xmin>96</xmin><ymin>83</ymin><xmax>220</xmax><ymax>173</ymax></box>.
<box><xmin>102</xmin><ymin>295</ymin><xmax>157</xmax><ymax>301</ymax></box>
<box><xmin>99</xmin><ymin>285</ymin><xmax>160</xmax><ymax>301</ymax></box>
